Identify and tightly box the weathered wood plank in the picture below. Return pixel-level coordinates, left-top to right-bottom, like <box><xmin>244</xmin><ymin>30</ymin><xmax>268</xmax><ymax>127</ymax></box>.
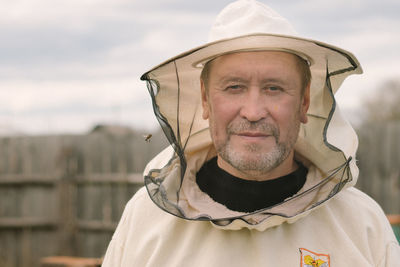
<box><xmin>0</xmin><ymin>175</ymin><xmax>56</xmax><ymax>185</ymax></box>
<box><xmin>0</xmin><ymin>218</ymin><xmax>57</xmax><ymax>228</ymax></box>
<box><xmin>75</xmin><ymin>173</ymin><xmax>143</xmax><ymax>184</ymax></box>
<box><xmin>0</xmin><ymin>173</ymin><xmax>143</xmax><ymax>184</ymax></box>
<box><xmin>76</xmin><ymin>220</ymin><xmax>118</xmax><ymax>232</ymax></box>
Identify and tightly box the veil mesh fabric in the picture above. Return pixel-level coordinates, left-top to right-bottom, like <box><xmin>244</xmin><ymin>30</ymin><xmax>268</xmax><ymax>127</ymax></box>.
<box><xmin>140</xmin><ymin>34</ymin><xmax>361</xmax><ymax>223</ymax></box>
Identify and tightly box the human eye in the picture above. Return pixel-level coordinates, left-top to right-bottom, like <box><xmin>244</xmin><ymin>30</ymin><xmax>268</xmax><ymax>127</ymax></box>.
<box><xmin>225</xmin><ymin>84</ymin><xmax>245</xmax><ymax>92</ymax></box>
<box><xmin>268</xmin><ymin>85</ymin><xmax>280</xmax><ymax>91</ymax></box>
<box><xmin>264</xmin><ymin>85</ymin><xmax>283</xmax><ymax>93</ymax></box>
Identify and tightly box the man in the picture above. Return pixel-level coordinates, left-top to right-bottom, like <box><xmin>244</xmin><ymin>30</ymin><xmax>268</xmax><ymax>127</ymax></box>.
<box><xmin>103</xmin><ymin>1</ymin><xmax>400</xmax><ymax>266</ymax></box>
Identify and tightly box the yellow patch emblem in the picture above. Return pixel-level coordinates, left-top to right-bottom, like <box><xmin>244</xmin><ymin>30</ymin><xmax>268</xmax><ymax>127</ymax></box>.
<box><xmin>299</xmin><ymin>248</ymin><xmax>330</xmax><ymax>267</ymax></box>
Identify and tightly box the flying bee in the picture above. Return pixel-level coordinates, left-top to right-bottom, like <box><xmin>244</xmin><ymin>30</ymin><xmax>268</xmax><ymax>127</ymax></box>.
<box><xmin>143</xmin><ymin>134</ymin><xmax>152</xmax><ymax>142</ymax></box>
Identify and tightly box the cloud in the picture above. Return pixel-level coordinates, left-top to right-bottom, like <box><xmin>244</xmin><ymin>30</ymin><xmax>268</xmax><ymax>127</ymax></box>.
<box><xmin>0</xmin><ymin>78</ymin><xmax>157</xmax><ymax>135</ymax></box>
<box><xmin>329</xmin><ymin>14</ymin><xmax>400</xmax><ymax>113</ymax></box>
<box><xmin>0</xmin><ymin>1</ymin><xmax>216</xmax><ymax>135</ymax></box>
<box><xmin>0</xmin><ymin>106</ymin><xmax>158</xmax><ymax>135</ymax></box>
<box><xmin>0</xmin><ymin>78</ymin><xmax>149</xmax><ymax>111</ymax></box>
<box><xmin>0</xmin><ymin>0</ymin><xmax>214</xmax><ymax>78</ymax></box>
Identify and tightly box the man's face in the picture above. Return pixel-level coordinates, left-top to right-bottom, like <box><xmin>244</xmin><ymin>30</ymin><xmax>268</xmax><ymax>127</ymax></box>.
<box><xmin>201</xmin><ymin>51</ymin><xmax>310</xmax><ymax>180</ymax></box>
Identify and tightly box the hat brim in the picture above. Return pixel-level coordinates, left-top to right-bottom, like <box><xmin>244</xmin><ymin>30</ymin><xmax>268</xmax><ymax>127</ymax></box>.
<box><xmin>141</xmin><ymin>33</ymin><xmax>362</xmax><ymax>85</ymax></box>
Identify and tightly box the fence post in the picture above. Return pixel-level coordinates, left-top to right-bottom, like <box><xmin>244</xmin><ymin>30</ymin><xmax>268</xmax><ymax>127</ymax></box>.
<box><xmin>56</xmin><ymin>145</ymin><xmax>79</xmax><ymax>256</ymax></box>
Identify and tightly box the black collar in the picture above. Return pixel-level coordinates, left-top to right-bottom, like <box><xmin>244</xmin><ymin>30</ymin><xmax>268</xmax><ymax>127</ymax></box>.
<box><xmin>196</xmin><ymin>157</ymin><xmax>307</xmax><ymax>213</ymax></box>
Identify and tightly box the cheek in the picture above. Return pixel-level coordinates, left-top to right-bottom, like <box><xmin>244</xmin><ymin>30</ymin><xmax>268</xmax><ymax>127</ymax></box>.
<box><xmin>268</xmin><ymin>99</ymin><xmax>290</xmax><ymax>117</ymax></box>
<box><xmin>268</xmin><ymin>99</ymin><xmax>301</xmax><ymax>130</ymax></box>
<box><xmin>208</xmin><ymin>97</ymin><xmax>238</xmax><ymax>134</ymax></box>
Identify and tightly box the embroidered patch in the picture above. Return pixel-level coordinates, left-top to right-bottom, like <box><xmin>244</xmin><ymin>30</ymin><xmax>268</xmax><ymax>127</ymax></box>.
<box><xmin>299</xmin><ymin>248</ymin><xmax>330</xmax><ymax>267</ymax></box>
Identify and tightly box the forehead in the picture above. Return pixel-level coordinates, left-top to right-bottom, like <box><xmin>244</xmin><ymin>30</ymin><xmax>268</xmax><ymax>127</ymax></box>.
<box><xmin>206</xmin><ymin>51</ymin><xmax>302</xmax><ymax>80</ymax></box>
<box><xmin>215</xmin><ymin>50</ymin><xmax>298</xmax><ymax>68</ymax></box>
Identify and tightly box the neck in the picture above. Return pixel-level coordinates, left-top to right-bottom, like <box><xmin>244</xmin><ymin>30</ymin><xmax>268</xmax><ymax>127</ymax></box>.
<box><xmin>217</xmin><ymin>151</ymin><xmax>298</xmax><ymax>181</ymax></box>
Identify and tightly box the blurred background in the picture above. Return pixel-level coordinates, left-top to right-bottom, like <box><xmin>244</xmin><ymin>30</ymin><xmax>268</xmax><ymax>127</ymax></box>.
<box><xmin>0</xmin><ymin>0</ymin><xmax>399</xmax><ymax>266</ymax></box>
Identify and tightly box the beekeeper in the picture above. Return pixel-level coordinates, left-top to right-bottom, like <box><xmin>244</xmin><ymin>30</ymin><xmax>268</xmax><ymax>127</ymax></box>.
<box><xmin>102</xmin><ymin>1</ymin><xmax>400</xmax><ymax>266</ymax></box>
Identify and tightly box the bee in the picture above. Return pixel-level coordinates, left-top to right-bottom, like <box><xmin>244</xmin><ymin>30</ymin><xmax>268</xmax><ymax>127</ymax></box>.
<box><xmin>143</xmin><ymin>134</ymin><xmax>152</xmax><ymax>142</ymax></box>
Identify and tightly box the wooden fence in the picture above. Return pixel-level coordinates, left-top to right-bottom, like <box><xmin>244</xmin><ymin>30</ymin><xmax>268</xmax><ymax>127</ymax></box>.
<box><xmin>356</xmin><ymin>121</ymin><xmax>400</xmax><ymax>214</ymax></box>
<box><xmin>0</xmin><ymin>126</ymin><xmax>168</xmax><ymax>267</ymax></box>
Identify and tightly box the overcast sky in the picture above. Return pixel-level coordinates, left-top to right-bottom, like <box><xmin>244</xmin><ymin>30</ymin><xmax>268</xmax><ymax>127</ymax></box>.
<box><xmin>1</xmin><ymin>0</ymin><xmax>399</xmax><ymax>135</ymax></box>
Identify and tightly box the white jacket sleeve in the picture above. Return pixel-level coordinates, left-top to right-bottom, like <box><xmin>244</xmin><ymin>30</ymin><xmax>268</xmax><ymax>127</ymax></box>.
<box><xmin>102</xmin><ymin>238</ymin><xmax>123</xmax><ymax>267</ymax></box>
<box><xmin>378</xmin><ymin>241</ymin><xmax>400</xmax><ymax>267</ymax></box>
<box><xmin>101</xmin><ymin>187</ymin><xmax>146</xmax><ymax>267</ymax></box>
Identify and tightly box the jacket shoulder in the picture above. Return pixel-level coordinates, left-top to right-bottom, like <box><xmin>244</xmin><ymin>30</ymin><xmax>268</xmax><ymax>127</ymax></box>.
<box><xmin>327</xmin><ymin>187</ymin><xmax>399</xmax><ymax>259</ymax></box>
<box><xmin>328</xmin><ymin>187</ymin><xmax>391</xmax><ymax>229</ymax></box>
<box><xmin>333</xmin><ymin>187</ymin><xmax>389</xmax><ymax>220</ymax></box>
<box><xmin>303</xmin><ymin>187</ymin><xmax>399</xmax><ymax>266</ymax></box>
<box><xmin>120</xmin><ymin>186</ymin><xmax>166</xmax><ymax>224</ymax></box>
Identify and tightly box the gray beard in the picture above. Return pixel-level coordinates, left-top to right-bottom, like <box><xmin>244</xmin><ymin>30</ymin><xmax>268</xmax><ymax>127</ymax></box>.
<box><xmin>216</xmin><ymin>119</ymin><xmax>299</xmax><ymax>175</ymax></box>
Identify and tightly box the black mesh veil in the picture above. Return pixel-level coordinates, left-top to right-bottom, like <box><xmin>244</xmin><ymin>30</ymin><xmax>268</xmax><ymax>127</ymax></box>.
<box><xmin>140</xmin><ymin>34</ymin><xmax>362</xmax><ymax>224</ymax></box>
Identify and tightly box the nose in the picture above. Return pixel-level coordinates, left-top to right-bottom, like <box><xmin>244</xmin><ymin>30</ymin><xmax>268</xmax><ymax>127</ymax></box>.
<box><xmin>239</xmin><ymin>89</ymin><xmax>268</xmax><ymax>122</ymax></box>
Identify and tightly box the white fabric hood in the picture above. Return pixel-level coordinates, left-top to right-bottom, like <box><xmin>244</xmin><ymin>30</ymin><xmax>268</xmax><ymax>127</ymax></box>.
<box><xmin>140</xmin><ymin>0</ymin><xmax>362</xmax><ymax>228</ymax></box>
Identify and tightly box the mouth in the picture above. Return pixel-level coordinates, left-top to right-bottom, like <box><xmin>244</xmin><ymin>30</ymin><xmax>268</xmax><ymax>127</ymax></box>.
<box><xmin>234</xmin><ymin>132</ymin><xmax>272</xmax><ymax>140</ymax></box>
<box><xmin>237</xmin><ymin>131</ymin><xmax>270</xmax><ymax>137</ymax></box>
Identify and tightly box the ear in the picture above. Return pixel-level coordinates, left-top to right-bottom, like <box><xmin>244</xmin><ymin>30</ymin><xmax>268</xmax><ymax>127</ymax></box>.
<box><xmin>300</xmin><ymin>83</ymin><xmax>310</xmax><ymax>123</ymax></box>
<box><xmin>201</xmin><ymin>79</ymin><xmax>210</xmax><ymax>120</ymax></box>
